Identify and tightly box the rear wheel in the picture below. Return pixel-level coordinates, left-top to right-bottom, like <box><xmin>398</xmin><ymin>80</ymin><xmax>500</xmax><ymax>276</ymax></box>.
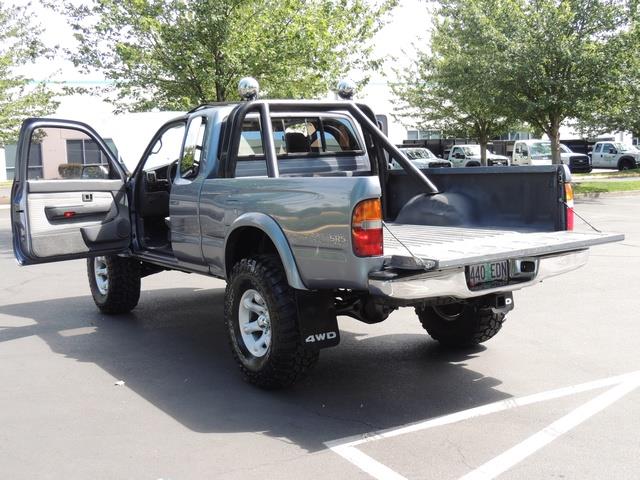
<box><xmin>87</xmin><ymin>255</ymin><xmax>141</xmax><ymax>314</ymax></box>
<box><xmin>416</xmin><ymin>302</ymin><xmax>505</xmax><ymax>347</ymax></box>
<box><xmin>224</xmin><ymin>255</ymin><xmax>318</xmax><ymax>389</ymax></box>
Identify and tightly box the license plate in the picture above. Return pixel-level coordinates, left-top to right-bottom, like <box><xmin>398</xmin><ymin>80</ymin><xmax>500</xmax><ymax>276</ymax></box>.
<box><xmin>466</xmin><ymin>260</ymin><xmax>509</xmax><ymax>289</ymax></box>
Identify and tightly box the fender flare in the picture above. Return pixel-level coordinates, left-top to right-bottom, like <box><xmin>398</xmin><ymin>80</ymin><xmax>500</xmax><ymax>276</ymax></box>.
<box><xmin>224</xmin><ymin>212</ymin><xmax>307</xmax><ymax>290</ymax></box>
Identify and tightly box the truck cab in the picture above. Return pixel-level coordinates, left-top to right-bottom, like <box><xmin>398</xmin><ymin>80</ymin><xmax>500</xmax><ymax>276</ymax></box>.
<box><xmin>512</xmin><ymin>140</ymin><xmax>553</xmax><ymax>166</ymax></box>
<box><xmin>448</xmin><ymin>144</ymin><xmax>509</xmax><ymax>167</ymax></box>
<box><xmin>591</xmin><ymin>141</ymin><xmax>639</xmax><ymax>170</ymax></box>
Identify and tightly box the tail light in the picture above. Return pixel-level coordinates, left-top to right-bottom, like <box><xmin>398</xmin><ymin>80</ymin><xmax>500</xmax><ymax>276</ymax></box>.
<box><xmin>565</xmin><ymin>183</ymin><xmax>574</xmax><ymax>231</ymax></box>
<box><xmin>352</xmin><ymin>198</ymin><xmax>383</xmax><ymax>257</ymax></box>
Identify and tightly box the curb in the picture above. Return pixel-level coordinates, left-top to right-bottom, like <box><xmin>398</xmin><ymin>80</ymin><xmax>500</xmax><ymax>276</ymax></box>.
<box><xmin>575</xmin><ymin>190</ymin><xmax>640</xmax><ymax>199</ymax></box>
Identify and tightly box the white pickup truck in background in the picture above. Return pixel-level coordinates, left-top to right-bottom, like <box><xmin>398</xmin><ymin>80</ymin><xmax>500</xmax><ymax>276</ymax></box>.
<box><xmin>447</xmin><ymin>144</ymin><xmax>510</xmax><ymax>167</ymax></box>
<box><xmin>590</xmin><ymin>141</ymin><xmax>640</xmax><ymax>170</ymax></box>
<box><xmin>512</xmin><ymin>140</ymin><xmax>592</xmax><ymax>172</ymax></box>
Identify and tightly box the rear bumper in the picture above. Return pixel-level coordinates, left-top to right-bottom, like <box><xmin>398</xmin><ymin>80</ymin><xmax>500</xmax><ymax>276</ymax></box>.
<box><xmin>368</xmin><ymin>249</ymin><xmax>589</xmax><ymax>301</ymax></box>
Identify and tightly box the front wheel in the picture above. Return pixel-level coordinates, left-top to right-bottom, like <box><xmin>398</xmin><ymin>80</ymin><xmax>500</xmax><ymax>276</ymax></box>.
<box><xmin>416</xmin><ymin>302</ymin><xmax>506</xmax><ymax>347</ymax></box>
<box><xmin>87</xmin><ymin>255</ymin><xmax>141</xmax><ymax>314</ymax></box>
<box><xmin>224</xmin><ymin>255</ymin><xmax>318</xmax><ymax>389</ymax></box>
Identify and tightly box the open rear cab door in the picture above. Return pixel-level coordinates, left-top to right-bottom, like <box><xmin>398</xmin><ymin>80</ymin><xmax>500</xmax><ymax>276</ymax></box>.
<box><xmin>11</xmin><ymin>118</ymin><xmax>131</xmax><ymax>265</ymax></box>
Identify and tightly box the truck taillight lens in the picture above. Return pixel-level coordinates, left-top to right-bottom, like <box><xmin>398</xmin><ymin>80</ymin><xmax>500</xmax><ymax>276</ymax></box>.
<box><xmin>565</xmin><ymin>183</ymin><xmax>574</xmax><ymax>231</ymax></box>
<box><xmin>352</xmin><ymin>198</ymin><xmax>383</xmax><ymax>257</ymax></box>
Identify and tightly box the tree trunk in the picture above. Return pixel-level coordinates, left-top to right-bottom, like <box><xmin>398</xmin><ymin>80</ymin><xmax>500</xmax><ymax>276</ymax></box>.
<box><xmin>549</xmin><ymin>119</ymin><xmax>562</xmax><ymax>165</ymax></box>
<box><xmin>480</xmin><ymin>142</ymin><xmax>488</xmax><ymax>166</ymax></box>
<box><xmin>478</xmin><ymin>129</ymin><xmax>488</xmax><ymax>166</ymax></box>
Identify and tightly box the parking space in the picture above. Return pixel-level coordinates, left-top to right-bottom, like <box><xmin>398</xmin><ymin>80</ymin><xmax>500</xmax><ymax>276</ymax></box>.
<box><xmin>0</xmin><ymin>196</ymin><xmax>639</xmax><ymax>479</ymax></box>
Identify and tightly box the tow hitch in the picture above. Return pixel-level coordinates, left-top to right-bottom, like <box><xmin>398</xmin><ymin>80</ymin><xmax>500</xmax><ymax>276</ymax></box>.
<box><xmin>483</xmin><ymin>292</ymin><xmax>514</xmax><ymax>315</ymax></box>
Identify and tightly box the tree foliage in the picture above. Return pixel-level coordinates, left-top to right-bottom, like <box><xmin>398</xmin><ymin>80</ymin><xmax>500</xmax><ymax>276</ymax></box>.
<box><xmin>392</xmin><ymin>0</ymin><xmax>516</xmax><ymax>165</ymax></box>
<box><xmin>0</xmin><ymin>3</ymin><xmax>58</xmax><ymax>147</ymax></box>
<box><xmin>57</xmin><ymin>0</ymin><xmax>397</xmax><ymax>111</ymax></box>
<box><xmin>394</xmin><ymin>0</ymin><xmax>634</xmax><ymax>164</ymax></box>
<box><xmin>500</xmin><ymin>0</ymin><xmax>630</xmax><ymax>163</ymax></box>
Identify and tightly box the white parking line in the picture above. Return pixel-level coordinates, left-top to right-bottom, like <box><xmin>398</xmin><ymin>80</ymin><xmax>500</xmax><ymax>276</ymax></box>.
<box><xmin>325</xmin><ymin>370</ymin><xmax>640</xmax><ymax>480</ymax></box>
<box><xmin>460</xmin><ymin>376</ymin><xmax>640</xmax><ymax>480</ymax></box>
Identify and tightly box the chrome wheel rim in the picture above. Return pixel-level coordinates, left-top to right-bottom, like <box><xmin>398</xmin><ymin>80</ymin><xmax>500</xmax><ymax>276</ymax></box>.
<box><xmin>94</xmin><ymin>256</ymin><xmax>109</xmax><ymax>295</ymax></box>
<box><xmin>238</xmin><ymin>289</ymin><xmax>271</xmax><ymax>358</ymax></box>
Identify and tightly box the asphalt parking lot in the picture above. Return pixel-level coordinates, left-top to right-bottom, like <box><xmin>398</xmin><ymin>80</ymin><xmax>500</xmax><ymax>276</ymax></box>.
<box><xmin>1</xmin><ymin>196</ymin><xmax>639</xmax><ymax>480</ymax></box>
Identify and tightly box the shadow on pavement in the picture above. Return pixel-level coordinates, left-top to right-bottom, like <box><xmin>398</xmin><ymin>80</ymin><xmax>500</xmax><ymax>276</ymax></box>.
<box><xmin>0</xmin><ymin>287</ymin><xmax>509</xmax><ymax>452</ymax></box>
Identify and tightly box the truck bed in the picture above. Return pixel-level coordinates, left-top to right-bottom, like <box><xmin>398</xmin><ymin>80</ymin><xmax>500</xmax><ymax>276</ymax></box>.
<box><xmin>383</xmin><ymin>223</ymin><xmax>624</xmax><ymax>269</ymax></box>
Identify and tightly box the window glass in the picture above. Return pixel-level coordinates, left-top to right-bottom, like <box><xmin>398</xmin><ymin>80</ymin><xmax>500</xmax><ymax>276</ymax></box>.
<box><xmin>602</xmin><ymin>143</ymin><xmax>614</xmax><ymax>153</ymax></box>
<box><xmin>322</xmin><ymin>117</ymin><xmax>361</xmax><ymax>152</ymax></box>
<box><xmin>272</xmin><ymin>119</ymin><xmax>286</xmax><ymax>154</ymax></box>
<box><xmin>144</xmin><ymin>123</ymin><xmax>186</xmax><ymax>171</ymax></box>
<box><xmin>180</xmin><ymin>116</ymin><xmax>207</xmax><ymax>179</ymax></box>
<box><xmin>66</xmin><ymin>140</ymin><xmax>83</xmax><ymax>164</ymax></box>
<box><xmin>530</xmin><ymin>142</ymin><xmax>551</xmax><ymax>157</ymax></box>
<box><xmin>234</xmin><ymin>115</ymin><xmax>369</xmax><ymax>177</ymax></box>
<box><xmin>238</xmin><ymin>119</ymin><xmax>263</xmax><ymax>156</ymax></box>
<box><xmin>27</xmin><ymin>127</ymin><xmax>113</xmax><ymax>180</ymax></box>
<box><xmin>463</xmin><ymin>145</ymin><xmax>480</xmax><ymax>156</ymax></box>
<box><xmin>594</xmin><ymin>144</ymin><xmax>602</xmax><ymax>153</ymax></box>
<box><xmin>283</xmin><ymin>118</ymin><xmax>316</xmax><ymax>153</ymax></box>
<box><xmin>235</xmin><ymin>119</ymin><xmax>267</xmax><ymax>177</ymax></box>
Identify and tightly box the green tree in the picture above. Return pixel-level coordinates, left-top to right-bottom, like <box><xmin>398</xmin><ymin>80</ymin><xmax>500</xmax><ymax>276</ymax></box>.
<box><xmin>0</xmin><ymin>3</ymin><xmax>58</xmax><ymax>147</ymax></box>
<box><xmin>499</xmin><ymin>0</ymin><xmax>630</xmax><ymax>164</ymax></box>
<box><xmin>392</xmin><ymin>0</ymin><xmax>515</xmax><ymax>165</ymax></box>
<box><xmin>573</xmin><ymin>26</ymin><xmax>640</xmax><ymax>138</ymax></box>
<box><xmin>56</xmin><ymin>0</ymin><xmax>397</xmax><ymax>111</ymax></box>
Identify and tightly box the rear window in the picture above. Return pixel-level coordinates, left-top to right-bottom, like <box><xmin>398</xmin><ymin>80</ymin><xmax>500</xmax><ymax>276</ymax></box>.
<box><xmin>235</xmin><ymin>115</ymin><xmax>369</xmax><ymax>177</ymax></box>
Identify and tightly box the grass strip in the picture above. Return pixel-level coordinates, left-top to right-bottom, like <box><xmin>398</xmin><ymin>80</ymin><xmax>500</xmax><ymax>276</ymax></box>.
<box><xmin>573</xmin><ymin>180</ymin><xmax>640</xmax><ymax>194</ymax></box>
<box><xmin>574</xmin><ymin>169</ymin><xmax>640</xmax><ymax>178</ymax></box>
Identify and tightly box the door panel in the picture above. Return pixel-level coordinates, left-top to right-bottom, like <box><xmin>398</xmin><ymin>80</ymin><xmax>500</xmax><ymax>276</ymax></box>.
<box><xmin>11</xmin><ymin>119</ymin><xmax>131</xmax><ymax>265</ymax></box>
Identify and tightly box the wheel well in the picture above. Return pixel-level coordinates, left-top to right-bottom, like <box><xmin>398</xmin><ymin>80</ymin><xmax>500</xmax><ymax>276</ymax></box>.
<box><xmin>466</xmin><ymin>162</ymin><xmax>481</xmax><ymax>167</ymax></box>
<box><xmin>618</xmin><ymin>156</ymin><xmax>636</xmax><ymax>168</ymax></box>
<box><xmin>225</xmin><ymin>227</ymin><xmax>279</xmax><ymax>275</ymax></box>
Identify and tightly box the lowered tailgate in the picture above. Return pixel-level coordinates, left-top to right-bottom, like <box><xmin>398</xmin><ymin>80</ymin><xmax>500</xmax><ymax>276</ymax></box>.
<box><xmin>383</xmin><ymin>223</ymin><xmax>624</xmax><ymax>269</ymax></box>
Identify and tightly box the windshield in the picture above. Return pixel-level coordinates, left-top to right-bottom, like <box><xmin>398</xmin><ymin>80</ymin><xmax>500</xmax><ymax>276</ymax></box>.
<box><xmin>559</xmin><ymin>144</ymin><xmax>572</xmax><ymax>153</ymax></box>
<box><xmin>530</xmin><ymin>142</ymin><xmax>552</xmax><ymax>157</ymax></box>
<box><xmin>390</xmin><ymin>158</ymin><xmax>432</xmax><ymax>169</ymax></box>
<box><xmin>614</xmin><ymin>142</ymin><xmax>638</xmax><ymax>152</ymax></box>
<box><xmin>462</xmin><ymin>145</ymin><xmax>481</xmax><ymax>156</ymax></box>
<box><xmin>401</xmin><ymin>148</ymin><xmax>436</xmax><ymax>160</ymax></box>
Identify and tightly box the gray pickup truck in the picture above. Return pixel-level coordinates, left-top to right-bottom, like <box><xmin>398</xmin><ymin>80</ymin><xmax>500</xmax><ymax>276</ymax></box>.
<box><xmin>10</xmin><ymin>84</ymin><xmax>622</xmax><ymax>388</ymax></box>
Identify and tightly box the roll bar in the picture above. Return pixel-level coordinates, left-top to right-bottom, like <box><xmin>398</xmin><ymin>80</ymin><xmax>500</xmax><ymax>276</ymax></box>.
<box><xmin>222</xmin><ymin>100</ymin><xmax>440</xmax><ymax>195</ymax></box>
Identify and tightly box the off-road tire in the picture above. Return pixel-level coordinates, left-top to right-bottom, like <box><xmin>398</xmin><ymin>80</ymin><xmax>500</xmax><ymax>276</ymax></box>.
<box><xmin>87</xmin><ymin>255</ymin><xmax>141</xmax><ymax>314</ymax></box>
<box><xmin>224</xmin><ymin>255</ymin><xmax>319</xmax><ymax>389</ymax></box>
<box><xmin>416</xmin><ymin>302</ymin><xmax>505</xmax><ymax>347</ymax></box>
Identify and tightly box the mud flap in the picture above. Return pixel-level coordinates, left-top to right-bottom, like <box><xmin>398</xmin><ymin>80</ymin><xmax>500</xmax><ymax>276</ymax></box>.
<box><xmin>296</xmin><ymin>291</ymin><xmax>340</xmax><ymax>349</ymax></box>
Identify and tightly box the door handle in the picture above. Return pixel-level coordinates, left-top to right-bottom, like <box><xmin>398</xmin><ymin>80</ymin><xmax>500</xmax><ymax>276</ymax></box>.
<box><xmin>82</xmin><ymin>193</ymin><xmax>93</xmax><ymax>202</ymax></box>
